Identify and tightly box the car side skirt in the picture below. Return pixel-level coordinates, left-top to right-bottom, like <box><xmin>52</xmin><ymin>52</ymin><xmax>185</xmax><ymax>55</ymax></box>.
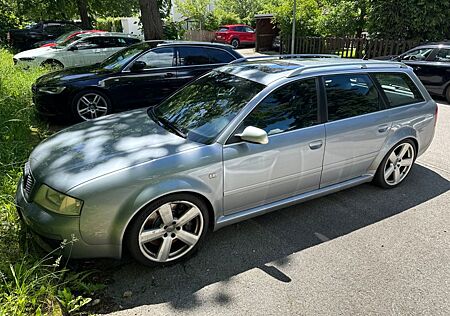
<box><xmin>214</xmin><ymin>175</ymin><xmax>373</xmax><ymax>230</ymax></box>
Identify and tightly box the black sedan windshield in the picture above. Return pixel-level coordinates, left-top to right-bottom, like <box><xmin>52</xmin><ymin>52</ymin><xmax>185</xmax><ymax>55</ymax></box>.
<box><xmin>100</xmin><ymin>42</ymin><xmax>151</xmax><ymax>71</ymax></box>
<box><xmin>151</xmin><ymin>71</ymin><xmax>265</xmax><ymax>144</ymax></box>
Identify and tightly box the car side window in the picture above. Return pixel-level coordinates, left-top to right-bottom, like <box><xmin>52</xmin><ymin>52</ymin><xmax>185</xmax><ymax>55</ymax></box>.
<box><xmin>74</xmin><ymin>38</ymin><xmax>100</xmax><ymax>50</ymax></box>
<box><xmin>135</xmin><ymin>47</ymin><xmax>174</xmax><ymax>69</ymax></box>
<box><xmin>373</xmin><ymin>73</ymin><xmax>425</xmax><ymax>107</ymax></box>
<box><xmin>206</xmin><ymin>48</ymin><xmax>235</xmax><ymax>64</ymax></box>
<box><xmin>240</xmin><ymin>78</ymin><xmax>319</xmax><ymax>136</ymax></box>
<box><xmin>324</xmin><ymin>74</ymin><xmax>381</xmax><ymax>121</ymax></box>
<box><xmin>244</xmin><ymin>26</ymin><xmax>254</xmax><ymax>33</ymax></box>
<box><xmin>432</xmin><ymin>48</ymin><xmax>450</xmax><ymax>62</ymax></box>
<box><xmin>43</xmin><ymin>24</ymin><xmax>63</xmax><ymax>36</ymax></box>
<box><xmin>177</xmin><ymin>47</ymin><xmax>210</xmax><ymax>66</ymax></box>
<box><xmin>400</xmin><ymin>48</ymin><xmax>434</xmax><ymax>61</ymax></box>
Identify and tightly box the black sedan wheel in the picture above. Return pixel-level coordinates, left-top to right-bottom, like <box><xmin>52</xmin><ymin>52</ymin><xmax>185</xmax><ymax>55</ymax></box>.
<box><xmin>72</xmin><ymin>90</ymin><xmax>111</xmax><ymax>121</ymax></box>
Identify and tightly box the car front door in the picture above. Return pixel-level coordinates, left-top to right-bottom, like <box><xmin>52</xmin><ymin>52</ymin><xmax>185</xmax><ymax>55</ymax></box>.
<box><xmin>398</xmin><ymin>47</ymin><xmax>437</xmax><ymax>87</ymax></box>
<box><xmin>412</xmin><ymin>48</ymin><xmax>450</xmax><ymax>96</ymax></box>
<box><xmin>244</xmin><ymin>26</ymin><xmax>256</xmax><ymax>43</ymax></box>
<box><xmin>320</xmin><ymin>73</ymin><xmax>391</xmax><ymax>187</ymax></box>
<box><xmin>108</xmin><ymin>47</ymin><xmax>178</xmax><ymax>110</ymax></box>
<box><xmin>64</xmin><ymin>37</ymin><xmax>103</xmax><ymax>67</ymax></box>
<box><xmin>223</xmin><ymin>78</ymin><xmax>325</xmax><ymax>215</ymax></box>
<box><xmin>175</xmin><ymin>46</ymin><xmax>217</xmax><ymax>87</ymax></box>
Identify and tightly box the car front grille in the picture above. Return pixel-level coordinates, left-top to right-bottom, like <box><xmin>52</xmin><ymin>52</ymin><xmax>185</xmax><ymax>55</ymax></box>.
<box><xmin>23</xmin><ymin>162</ymin><xmax>35</xmax><ymax>200</ymax></box>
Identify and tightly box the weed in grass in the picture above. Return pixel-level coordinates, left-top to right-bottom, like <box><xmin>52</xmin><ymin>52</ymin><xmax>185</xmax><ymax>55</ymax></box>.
<box><xmin>0</xmin><ymin>49</ymin><xmax>101</xmax><ymax>315</ymax></box>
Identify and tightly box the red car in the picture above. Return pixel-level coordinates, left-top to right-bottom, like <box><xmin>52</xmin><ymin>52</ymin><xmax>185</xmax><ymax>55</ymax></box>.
<box><xmin>214</xmin><ymin>24</ymin><xmax>256</xmax><ymax>48</ymax></box>
<box><xmin>36</xmin><ymin>30</ymin><xmax>105</xmax><ymax>48</ymax></box>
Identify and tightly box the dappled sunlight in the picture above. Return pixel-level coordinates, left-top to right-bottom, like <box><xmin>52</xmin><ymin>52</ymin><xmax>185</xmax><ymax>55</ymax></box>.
<box><xmin>28</xmin><ymin>108</ymin><xmax>203</xmax><ymax>191</ymax></box>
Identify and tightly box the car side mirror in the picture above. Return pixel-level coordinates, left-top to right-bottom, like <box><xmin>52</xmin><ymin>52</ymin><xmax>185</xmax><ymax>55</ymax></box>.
<box><xmin>236</xmin><ymin>126</ymin><xmax>268</xmax><ymax>144</ymax></box>
<box><xmin>68</xmin><ymin>45</ymin><xmax>78</xmax><ymax>51</ymax></box>
<box><xmin>130</xmin><ymin>60</ymin><xmax>146</xmax><ymax>72</ymax></box>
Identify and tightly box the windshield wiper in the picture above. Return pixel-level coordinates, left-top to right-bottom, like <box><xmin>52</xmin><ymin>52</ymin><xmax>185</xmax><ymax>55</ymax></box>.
<box><xmin>149</xmin><ymin>107</ymin><xmax>186</xmax><ymax>138</ymax></box>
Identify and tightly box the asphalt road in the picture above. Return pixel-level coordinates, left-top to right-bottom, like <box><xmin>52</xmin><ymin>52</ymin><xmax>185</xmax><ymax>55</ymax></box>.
<box><xmin>97</xmin><ymin>102</ymin><xmax>450</xmax><ymax>316</ymax></box>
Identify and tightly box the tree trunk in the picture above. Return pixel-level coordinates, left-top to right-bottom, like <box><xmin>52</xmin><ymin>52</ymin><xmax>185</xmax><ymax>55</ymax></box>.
<box><xmin>139</xmin><ymin>0</ymin><xmax>164</xmax><ymax>40</ymax></box>
<box><xmin>76</xmin><ymin>0</ymin><xmax>91</xmax><ymax>29</ymax></box>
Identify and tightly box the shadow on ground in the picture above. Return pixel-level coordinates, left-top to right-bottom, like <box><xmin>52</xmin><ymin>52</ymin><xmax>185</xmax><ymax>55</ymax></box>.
<box><xmin>80</xmin><ymin>163</ymin><xmax>449</xmax><ymax>314</ymax></box>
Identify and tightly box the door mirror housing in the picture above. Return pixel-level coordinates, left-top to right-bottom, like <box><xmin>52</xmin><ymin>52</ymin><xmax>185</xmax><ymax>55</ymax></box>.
<box><xmin>130</xmin><ymin>60</ymin><xmax>146</xmax><ymax>72</ymax></box>
<box><xmin>236</xmin><ymin>126</ymin><xmax>268</xmax><ymax>144</ymax></box>
<box><xmin>68</xmin><ymin>45</ymin><xmax>78</xmax><ymax>51</ymax></box>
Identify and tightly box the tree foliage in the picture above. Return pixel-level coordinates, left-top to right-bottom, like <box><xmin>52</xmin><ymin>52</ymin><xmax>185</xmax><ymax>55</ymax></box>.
<box><xmin>367</xmin><ymin>0</ymin><xmax>450</xmax><ymax>40</ymax></box>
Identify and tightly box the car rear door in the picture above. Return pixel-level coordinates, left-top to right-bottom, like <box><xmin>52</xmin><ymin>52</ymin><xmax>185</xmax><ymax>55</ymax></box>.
<box><xmin>223</xmin><ymin>78</ymin><xmax>325</xmax><ymax>215</ymax></box>
<box><xmin>320</xmin><ymin>73</ymin><xmax>391</xmax><ymax>187</ymax></box>
<box><xmin>175</xmin><ymin>46</ymin><xmax>218</xmax><ymax>87</ymax></box>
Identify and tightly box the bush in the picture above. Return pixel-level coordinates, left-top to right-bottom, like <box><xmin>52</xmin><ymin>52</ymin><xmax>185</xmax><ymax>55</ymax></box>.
<box><xmin>0</xmin><ymin>49</ymin><xmax>99</xmax><ymax>315</ymax></box>
<box><xmin>95</xmin><ymin>17</ymin><xmax>124</xmax><ymax>32</ymax></box>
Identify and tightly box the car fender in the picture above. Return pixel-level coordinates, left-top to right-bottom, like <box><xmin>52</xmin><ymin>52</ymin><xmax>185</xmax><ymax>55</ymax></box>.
<box><xmin>367</xmin><ymin>126</ymin><xmax>419</xmax><ymax>175</ymax></box>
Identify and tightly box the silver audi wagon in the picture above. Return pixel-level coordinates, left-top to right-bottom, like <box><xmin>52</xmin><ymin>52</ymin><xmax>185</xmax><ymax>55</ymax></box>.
<box><xmin>16</xmin><ymin>57</ymin><xmax>437</xmax><ymax>266</ymax></box>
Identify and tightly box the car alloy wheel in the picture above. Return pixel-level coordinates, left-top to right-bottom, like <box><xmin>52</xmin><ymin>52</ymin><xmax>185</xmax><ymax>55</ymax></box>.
<box><xmin>231</xmin><ymin>39</ymin><xmax>240</xmax><ymax>49</ymax></box>
<box><xmin>375</xmin><ymin>139</ymin><xmax>416</xmax><ymax>188</ymax></box>
<box><xmin>76</xmin><ymin>92</ymin><xmax>109</xmax><ymax>121</ymax></box>
<box><xmin>383</xmin><ymin>142</ymin><xmax>415</xmax><ymax>185</ymax></box>
<box><xmin>127</xmin><ymin>194</ymin><xmax>209</xmax><ymax>266</ymax></box>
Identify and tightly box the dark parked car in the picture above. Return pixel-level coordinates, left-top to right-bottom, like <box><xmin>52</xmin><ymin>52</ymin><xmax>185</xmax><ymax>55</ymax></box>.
<box><xmin>7</xmin><ymin>21</ymin><xmax>81</xmax><ymax>51</ymax></box>
<box><xmin>32</xmin><ymin>41</ymin><xmax>243</xmax><ymax>121</ymax></box>
<box><xmin>374</xmin><ymin>43</ymin><xmax>450</xmax><ymax>102</ymax></box>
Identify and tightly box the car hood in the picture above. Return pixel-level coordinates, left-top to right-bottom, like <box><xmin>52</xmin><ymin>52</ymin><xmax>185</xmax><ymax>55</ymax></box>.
<box><xmin>36</xmin><ymin>64</ymin><xmax>111</xmax><ymax>85</ymax></box>
<box><xmin>14</xmin><ymin>47</ymin><xmax>58</xmax><ymax>59</ymax></box>
<box><xmin>29</xmin><ymin>109</ymin><xmax>203</xmax><ymax>192</ymax></box>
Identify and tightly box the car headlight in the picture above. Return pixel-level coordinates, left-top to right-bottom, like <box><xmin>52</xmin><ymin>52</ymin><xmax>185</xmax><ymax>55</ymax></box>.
<box><xmin>34</xmin><ymin>184</ymin><xmax>83</xmax><ymax>215</ymax></box>
<box><xmin>38</xmin><ymin>86</ymin><xmax>66</xmax><ymax>94</ymax></box>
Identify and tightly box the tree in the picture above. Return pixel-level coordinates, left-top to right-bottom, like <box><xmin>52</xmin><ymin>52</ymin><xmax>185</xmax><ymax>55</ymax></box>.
<box><xmin>76</xmin><ymin>0</ymin><xmax>91</xmax><ymax>29</ymax></box>
<box><xmin>215</xmin><ymin>0</ymin><xmax>266</xmax><ymax>26</ymax></box>
<box><xmin>139</xmin><ymin>0</ymin><xmax>163</xmax><ymax>39</ymax></box>
<box><xmin>368</xmin><ymin>0</ymin><xmax>450</xmax><ymax>41</ymax></box>
<box><xmin>174</xmin><ymin>0</ymin><xmax>210</xmax><ymax>29</ymax></box>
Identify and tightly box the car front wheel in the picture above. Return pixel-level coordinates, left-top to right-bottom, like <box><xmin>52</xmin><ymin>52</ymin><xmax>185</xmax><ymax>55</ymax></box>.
<box><xmin>72</xmin><ymin>90</ymin><xmax>111</xmax><ymax>121</ymax></box>
<box><xmin>374</xmin><ymin>139</ymin><xmax>416</xmax><ymax>188</ymax></box>
<box><xmin>126</xmin><ymin>194</ymin><xmax>209</xmax><ymax>266</ymax></box>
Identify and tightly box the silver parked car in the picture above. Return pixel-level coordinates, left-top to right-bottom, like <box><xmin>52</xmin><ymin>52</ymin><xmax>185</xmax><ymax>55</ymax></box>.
<box><xmin>16</xmin><ymin>57</ymin><xmax>437</xmax><ymax>266</ymax></box>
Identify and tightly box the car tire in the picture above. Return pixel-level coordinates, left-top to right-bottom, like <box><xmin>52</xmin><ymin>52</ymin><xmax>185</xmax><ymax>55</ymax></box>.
<box><xmin>445</xmin><ymin>86</ymin><xmax>450</xmax><ymax>103</ymax></box>
<box><xmin>126</xmin><ymin>193</ymin><xmax>210</xmax><ymax>267</ymax></box>
<box><xmin>373</xmin><ymin>139</ymin><xmax>416</xmax><ymax>189</ymax></box>
<box><xmin>41</xmin><ymin>59</ymin><xmax>64</xmax><ymax>70</ymax></box>
<box><xmin>71</xmin><ymin>90</ymin><xmax>111</xmax><ymax>122</ymax></box>
<box><xmin>231</xmin><ymin>38</ymin><xmax>240</xmax><ymax>49</ymax></box>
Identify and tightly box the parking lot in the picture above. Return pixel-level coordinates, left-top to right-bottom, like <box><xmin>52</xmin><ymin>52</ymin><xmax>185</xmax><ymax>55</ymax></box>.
<box><xmin>93</xmin><ymin>101</ymin><xmax>450</xmax><ymax>315</ymax></box>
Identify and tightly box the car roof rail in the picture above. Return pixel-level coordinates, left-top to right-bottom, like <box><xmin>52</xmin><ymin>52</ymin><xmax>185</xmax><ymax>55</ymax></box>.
<box><xmin>229</xmin><ymin>54</ymin><xmax>340</xmax><ymax>64</ymax></box>
<box><xmin>287</xmin><ymin>61</ymin><xmax>409</xmax><ymax>78</ymax></box>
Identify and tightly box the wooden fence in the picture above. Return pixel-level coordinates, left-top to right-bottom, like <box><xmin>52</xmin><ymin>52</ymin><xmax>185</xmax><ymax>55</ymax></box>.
<box><xmin>283</xmin><ymin>36</ymin><xmax>420</xmax><ymax>59</ymax></box>
<box><xmin>183</xmin><ymin>30</ymin><xmax>215</xmax><ymax>42</ymax></box>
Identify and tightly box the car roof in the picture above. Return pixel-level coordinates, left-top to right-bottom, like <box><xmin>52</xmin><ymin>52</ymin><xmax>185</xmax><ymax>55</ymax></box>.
<box><xmin>410</xmin><ymin>43</ymin><xmax>450</xmax><ymax>50</ymax></box>
<box><xmin>77</xmin><ymin>32</ymin><xmax>140</xmax><ymax>38</ymax></box>
<box><xmin>154</xmin><ymin>40</ymin><xmax>234</xmax><ymax>49</ymax></box>
<box><xmin>218</xmin><ymin>57</ymin><xmax>409</xmax><ymax>86</ymax></box>
<box><xmin>222</xmin><ymin>24</ymin><xmax>250</xmax><ymax>27</ymax></box>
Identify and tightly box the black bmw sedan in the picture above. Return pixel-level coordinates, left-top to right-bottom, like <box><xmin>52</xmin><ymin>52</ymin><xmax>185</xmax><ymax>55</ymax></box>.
<box><xmin>32</xmin><ymin>41</ymin><xmax>243</xmax><ymax>121</ymax></box>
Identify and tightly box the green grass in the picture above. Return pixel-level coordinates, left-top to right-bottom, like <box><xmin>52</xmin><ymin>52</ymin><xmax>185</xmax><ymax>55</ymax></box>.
<box><xmin>0</xmin><ymin>49</ymin><xmax>99</xmax><ymax>315</ymax></box>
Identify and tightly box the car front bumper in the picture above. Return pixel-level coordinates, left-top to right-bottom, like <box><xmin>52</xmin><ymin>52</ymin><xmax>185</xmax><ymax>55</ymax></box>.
<box><xmin>32</xmin><ymin>86</ymin><xmax>71</xmax><ymax>118</ymax></box>
<box><xmin>15</xmin><ymin>177</ymin><xmax>121</xmax><ymax>259</ymax></box>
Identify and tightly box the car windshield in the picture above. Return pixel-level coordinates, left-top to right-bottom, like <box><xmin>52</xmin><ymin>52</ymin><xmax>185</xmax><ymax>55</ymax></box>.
<box><xmin>54</xmin><ymin>34</ymin><xmax>84</xmax><ymax>48</ymax></box>
<box><xmin>150</xmin><ymin>71</ymin><xmax>265</xmax><ymax>144</ymax></box>
<box><xmin>99</xmin><ymin>42</ymin><xmax>149</xmax><ymax>71</ymax></box>
<box><xmin>54</xmin><ymin>31</ymin><xmax>78</xmax><ymax>44</ymax></box>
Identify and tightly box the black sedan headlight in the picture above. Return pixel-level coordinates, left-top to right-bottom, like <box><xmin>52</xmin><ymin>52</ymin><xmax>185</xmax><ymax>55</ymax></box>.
<box><xmin>37</xmin><ymin>86</ymin><xmax>66</xmax><ymax>94</ymax></box>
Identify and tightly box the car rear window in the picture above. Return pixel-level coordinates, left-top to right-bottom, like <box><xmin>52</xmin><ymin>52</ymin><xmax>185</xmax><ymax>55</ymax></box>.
<box><xmin>373</xmin><ymin>73</ymin><xmax>425</xmax><ymax>107</ymax></box>
<box><xmin>217</xmin><ymin>27</ymin><xmax>229</xmax><ymax>32</ymax></box>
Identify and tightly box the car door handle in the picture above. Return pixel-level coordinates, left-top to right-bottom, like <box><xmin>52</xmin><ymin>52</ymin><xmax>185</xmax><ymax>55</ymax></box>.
<box><xmin>309</xmin><ymin>140</ymin><xmax>323</xmax><ymax>150</ymax></box>
<box><xmin>378</xmin><ymin>125</ymin><xmax>389</xmax><ymax>133</ymax></box>
<box><xmin>165</xmin><ymin>72</ymin><xmax>175</xmax><ymax>78</ymax></box>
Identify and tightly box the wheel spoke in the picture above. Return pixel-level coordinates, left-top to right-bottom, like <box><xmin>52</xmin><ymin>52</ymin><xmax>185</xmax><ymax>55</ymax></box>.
<box><xmin>177</xmin><ymin>206</ymin><xmax>200</xmax><ymax>227</ymax></box>
<box><xmin>96</xmin><ymin>105</ymin><xmax>107</xmax><ymax>111</ymax></box>
<box><xmin>78</xmin><ymin>107</ymin><xmax>89</xmax><ymax>114</ymax></box>
<box><xmin>156</xmin><ymin>237</ymin><xmax>172</xmax><ymax>261</ymax></box>
<box><xmin>398</xmin><ymin>144</ymin><xmax>409</xmax><ymax>159</ymax></box>
<box><xmin>140</xmin><ymin>228</ymin><xmax>165</xmax><ymax>244</ymax></box>
<box><xmin>384</xmin><ymin>164</ymin><xmax>395</xmax><ymax>179</ymax></box>
<box><xmin>388</xmin><ymin>151</ymin><xmax>398</xmax><ymax>163</ymax></box>
<box><xmin>158</xmin><ymin>204</ymin><xmax>173</xmax><ymax>225</ymax></box>
<box><xmin>400</xmin><ymin>158</ymin><xmax>413</xmax><ymax>167</ymax></box>
<box><xmin>81</xmin><ymin>96</ymin><xmax>90</xmax><ymax>106</ymax></box>
<box><xmin>394</xmin><ymin>168</ymin><xmax>401</xmax><ymax>183</ymax></box>
<box><xmin>176</xmin><ymin>229</ymin><xmax>199</xmax><ymax>246</ymax></box>
<box><xmin>93</xmin><ymin>95</ymin><xmax>101</xmax><ymax>105</ymax></box>
<box><xmin>92</xmin><ymin>110</ymin><xmax>97</xmax><ymax>119</ymax></box>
